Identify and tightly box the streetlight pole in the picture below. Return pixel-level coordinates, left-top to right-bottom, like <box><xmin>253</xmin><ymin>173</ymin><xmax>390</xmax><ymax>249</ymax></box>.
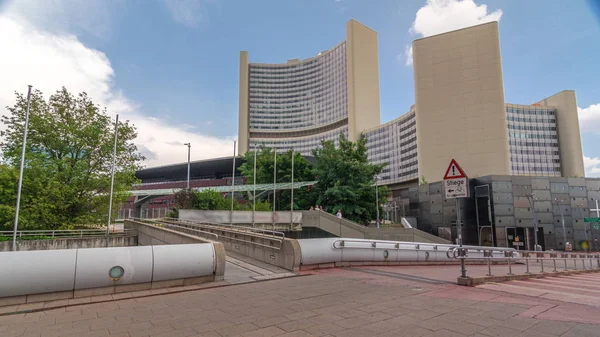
<box><xmin>375</xmin><ymin>176</ymin><xmax>380</xmax><ymax>228</ymax></box>
<box><xmin>252</xmin><ymin>144</ymin><xmax>257</xmax><ymax>227</ymax></box>
<box><xmin>230</xmin><ymin>141</ymin><xmax>236</xmax><ymax>224</ymax></box>
<box><xmin>290</xmin><ymin>148</ymin><xmax>294</xmax><ymax>227</ymax></box>
<box><xmin>184</xmin><ymin>143</ymin><xmax>191</xmax><ymax>189</ymax></box>
<box><xmin>107</xmin><ymin>114</ymin><xmax>119</xmax><ymax>247</ymax></box>
<box><xmin>273</xmin><ymin>149</ymin><xmax>277</xmax><ymax>226</ymax></box>
<box><xmin>12</xmin><ymin>85</ymin><xmax>33</xmax><ymax>251</ymax></box>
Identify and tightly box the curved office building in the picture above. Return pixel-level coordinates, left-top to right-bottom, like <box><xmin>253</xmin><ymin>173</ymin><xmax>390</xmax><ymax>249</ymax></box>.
<box><xmin>239</xmin><ymin>20</ymin><xmax>585</xmax><ymax>188</ymax></box>
<box><xmin>238</xmin><ymin>19</ymin><xmax>381</xmax><ymax>156</ymax></box>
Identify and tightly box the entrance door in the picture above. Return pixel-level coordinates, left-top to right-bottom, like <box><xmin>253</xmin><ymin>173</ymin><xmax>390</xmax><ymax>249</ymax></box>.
<box><xmin>505</xmin><ymin>227</ymin><xmax>526</xmax><ymax>250</ymax></box>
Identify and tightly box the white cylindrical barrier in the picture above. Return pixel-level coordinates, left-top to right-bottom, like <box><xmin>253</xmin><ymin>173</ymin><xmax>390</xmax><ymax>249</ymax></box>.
<box><xmin>0</xmin><ymin>243</ymin><xmax>218</xmax><ymax>299</ymax></box>
<box><xmin>152</xmin><ymin>244</ymin><xmax>215</xmax><ymax>281</ymax></box>
<box><xmin>297</xmin><ymin>238</ymin><xmax>518</xmax><ymax>266</ymax></box>
<box><xmin>74</xmin><ymin>246</ymin><xmax>153</xmax><ymax>290</ymax></box>
<box><xmin>0</xmin><ymin>250</ymin><xmax>77</xmax><ymax>297</ymax></box>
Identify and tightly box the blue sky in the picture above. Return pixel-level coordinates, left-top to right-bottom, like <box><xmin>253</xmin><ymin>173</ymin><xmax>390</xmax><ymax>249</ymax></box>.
<box><xmin>0</xmin><ymin>0</ymin><xmax>599</xmax><ymax>174</ymax></box>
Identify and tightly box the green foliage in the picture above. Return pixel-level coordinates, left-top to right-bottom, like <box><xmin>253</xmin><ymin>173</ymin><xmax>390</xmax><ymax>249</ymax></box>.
<box><xmin>171</xmin><ymin>189</ymin><xmax>272</xmax><ymax>212</ymax></box>
<box><xmin>419</xmin><ymin>175</ymin><xmax>428</xmax><ymax>185</ymax></box>
<box><xmin>0</xmin><ymin>87</ymin><xmax>144</xmax><ymax>230</ymax></box>
<box><xmin>311</xmin><ymin>133</ymin><xmax>390</xmax><ymax>224</ymax></box>
<box><xmin>239</xmin><ymin>147</ymin><xmax>315</xmax><ymax>210</ymax></box>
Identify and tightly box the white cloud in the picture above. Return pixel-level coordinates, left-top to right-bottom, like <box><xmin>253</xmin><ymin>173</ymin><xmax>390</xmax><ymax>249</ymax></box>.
<box><xmin>163</xmin><ymin>0</ymin><xmax>215</xmax><ymax>28</ymax></box>
<box><xmin>0</xmin><ymin>1</ymin><xmax>234</xmax><ymax>168</ymax></box>
<box><xmin>578</xmin><ymin>103</ymin><xmax>600</xmax><ymax>134</ymax></box>
<box><xmin>584</xmin><ymin>156</ymin><xmax>600</xmax><ymax>177</ymax></box>
<box><xmin>403</xmin><ymin>0</ymin><xmax>503</xmax><ymax>66</ymax></box>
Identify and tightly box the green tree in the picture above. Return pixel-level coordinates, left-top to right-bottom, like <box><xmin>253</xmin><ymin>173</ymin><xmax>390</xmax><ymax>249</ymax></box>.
<box><xmin>0</xmin><ymin>87</ymin><xmax>144</xmax><ymax>229</ymax></box>
<box><xmin>239</xmin><ymin>147</ymin><xmax>315</xmax><ymax>210</ymax></box>
<box><xmin>194</xmin><ymin>190</ymin><xmax>230</xmax><ymax>210</ymax></box>
<box><xmin>312</xmin><ymin>133</ymin><xmax>390</xmax><ymax>224</ymax></box>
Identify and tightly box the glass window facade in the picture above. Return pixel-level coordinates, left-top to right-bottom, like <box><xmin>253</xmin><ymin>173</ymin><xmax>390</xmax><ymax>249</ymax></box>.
<box><xmin>363</xmin><ymin>110</ymin><xmax>418</xmax><ymax>185</ymax></box>
<box><xmin>506</xmin><ymin>104</ymin><xmax>561</xmax><ymax>176</ymax></box>
<box><xmin>248</xmin><ymin>42</ymin><xmax>347</xmax><ymax>132</ymax></box>
<box><xmin>249</xmin><ymin>126</ymin><xmax>349</xmax><ymax>155</ymax></box>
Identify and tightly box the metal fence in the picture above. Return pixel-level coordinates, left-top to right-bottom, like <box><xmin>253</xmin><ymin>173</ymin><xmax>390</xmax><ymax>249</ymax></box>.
<box><xmin>447</xmin><ymin>247</ymin><xmax>600</xmax><ymax>277</ymax></box>
<box><xmin>0</xmin><ymin>228</ymin><xmax>136</xmax><ymax>240</ymax></box>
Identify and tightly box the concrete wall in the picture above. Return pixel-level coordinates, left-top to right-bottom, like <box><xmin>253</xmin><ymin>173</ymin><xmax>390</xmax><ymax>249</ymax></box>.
<box><xmin>414</xmin><ymin>21</ymin><xmax>510</xmax><ymax>181</ymax></box>
<box><xmin>0</xmin><ymin>236</ymin><xmax>137</xmax><ymax>252</ymax></box>
<box><xmin>536</xmin><ymin>90</ymin><xmax>585</xmax><ymax>177</ymax></box>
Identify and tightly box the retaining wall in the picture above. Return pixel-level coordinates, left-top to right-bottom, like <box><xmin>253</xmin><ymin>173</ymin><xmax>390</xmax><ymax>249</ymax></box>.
<box><xmin>0</xmin><ymin>236</ymin><xmax>137</xmax><ymax>251</ymax></box>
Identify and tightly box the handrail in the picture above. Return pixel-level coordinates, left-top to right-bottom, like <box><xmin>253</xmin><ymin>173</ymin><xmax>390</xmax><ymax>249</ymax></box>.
<box><xmin>158</xmin><ymin>222</ymin><xmax>219</xmax><ymax>241</ymax></box>
<box><xmin>127</xmin><ymin>218</ymin><xmax>283</xmax><ymax>250</ymax></box>
<box><xmin>162</xmin><ymin>218</ymin><xmax>286</xmax><ymax>240</ymax></box>
<box><xmin>0</xmin><ymin>229</ymin><xmax>135</xmax><ymax>239</ymax></box>
<box><xmin>446</xmin><ymin>246</ymin><xmax>600</xmax><ymax>277</ymax></box>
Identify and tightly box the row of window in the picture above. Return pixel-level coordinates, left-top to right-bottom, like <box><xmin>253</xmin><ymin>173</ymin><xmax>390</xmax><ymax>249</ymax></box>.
<box><xmin>510</xmin><ymin>149</ymin><xmax>560</xmax><ymax>156</ymax></box>
<box><xmin>506</xmin><ymin>107</ymin><xmax>556</xmax><ymax>116</ymax></box>
<box><xmin>509</xmin><ymin>132</ymin><xmax>558</xmax><ymax>140</ymax></box>
<box><xmin>507</xmin><ymin>116</ymin><xmax>556</xmax><ymax>124</ymax></box>
<box><xmin>507</xmin><ymin>124</ymin><xmax>557</xmax><ymax>132</ymax></box>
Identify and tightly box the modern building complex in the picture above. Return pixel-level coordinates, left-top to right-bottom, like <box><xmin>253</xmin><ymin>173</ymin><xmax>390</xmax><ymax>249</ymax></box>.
<box><xmin>238</xmin><ymin>20</ymin><xmax>585</xmax><ymax>188</ymax></box>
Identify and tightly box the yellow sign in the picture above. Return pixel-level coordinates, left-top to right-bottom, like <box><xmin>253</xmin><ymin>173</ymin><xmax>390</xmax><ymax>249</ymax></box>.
<box><xmin>515</xmin><ymin>236</ymin><xmax>520</xmax><ymax>242</ymax></box>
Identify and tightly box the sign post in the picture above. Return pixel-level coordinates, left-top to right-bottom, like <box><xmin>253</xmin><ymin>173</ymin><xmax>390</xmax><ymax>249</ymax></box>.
<box><xmin>444</xmin><ymin>159</ymin><xmax>469</xmax><ymax>278</ymax></box>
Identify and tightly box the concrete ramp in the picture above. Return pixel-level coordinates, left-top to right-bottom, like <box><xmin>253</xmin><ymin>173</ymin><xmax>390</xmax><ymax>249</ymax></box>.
<box><xmin>300</xmin><ymin>211</ymin><xmax>450</xmax><ymax>244</ymax></box>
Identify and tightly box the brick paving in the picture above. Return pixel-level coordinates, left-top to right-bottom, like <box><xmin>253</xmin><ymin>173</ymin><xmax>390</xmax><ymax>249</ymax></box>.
<box><xmin>2</xmin><ymin>265</ymin><xmax>600</xmax><ymax>336</ymax></box>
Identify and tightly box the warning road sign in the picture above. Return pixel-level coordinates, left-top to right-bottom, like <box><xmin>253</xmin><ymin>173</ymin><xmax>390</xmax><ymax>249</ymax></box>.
<box><xmin>443</xmin><ymin>159</ymin><xmax>467</xmax><ymax>180</ymax></box>
<box><xmin>444</xmin><ymin>159</ymin><xmax>469</xmax><ymax>199</ymax></box>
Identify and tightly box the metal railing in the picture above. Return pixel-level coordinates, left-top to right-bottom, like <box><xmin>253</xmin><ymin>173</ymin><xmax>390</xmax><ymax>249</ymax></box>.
<box><xmin>0</xmin><ymin>228</ymin><xmax>135</xmax><ymax>240</ymax></box>
<box><xmin>127</xmin><ymin>218</ymin><xmax>284</xmax><ymax>250</ymax></box>
<box><xmin>162</xmin><ymin>218</ymin><xmax>285</xmax><ymax>240</ymax></box>
<box><xmin>447</xmin><ymin>247</ymin><xmax>600</xmax><ymax>277</ymax></box>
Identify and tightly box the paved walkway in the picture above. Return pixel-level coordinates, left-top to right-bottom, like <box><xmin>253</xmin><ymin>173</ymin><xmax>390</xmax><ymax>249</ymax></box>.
<box><xmin>3</xmin><ymin>265</ymin><xmax>600</xmax><ymax>337</ymax></box>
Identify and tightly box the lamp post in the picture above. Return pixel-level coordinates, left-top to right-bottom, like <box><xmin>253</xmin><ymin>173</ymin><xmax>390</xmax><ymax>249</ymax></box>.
<box><xmin>230</xmin><ymin>141</ymin><xmax>236</xmax><ymax>224</ymax></box>
<box><xmin>290</xmin><ymin>148</ymin><xmax>294</xmax><ymax>227</ymax></box>
<box><xmin>252</xmin><ymin>144</ymin><xmax>257</xmax><ymax>226</ymax></box>
<box><xmin>272</xmin><ymin>149</ymin><xmax>277</xmax><ymax>226</ymax></box>
<box><xmin>375</xmin><ymin>175</ymin><xmax>380</xmax><ymax>228</ymax></box>
<box><xmin>12</xmin><ymin>85</ymin><xmax>33</xmax><ymax>251</ymax></box>
<box><xmin>184</xmin><ymin>143</ymin><xmax>191</xmax><ymax>189</ymax></box>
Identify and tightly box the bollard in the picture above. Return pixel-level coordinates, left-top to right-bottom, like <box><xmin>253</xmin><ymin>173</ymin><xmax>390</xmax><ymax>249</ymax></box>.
<box><xmin>540</xmin><ymin>258</ymin><xmax>544</xmax><ymax>273</ymax></box>
<box><xmin>486</xmin><ymin>257</ymin><xmax>492</xmax><ymax>276</ymax></box>
<box><xmin>508</xmin><ymin>257</ymin><xmax>513</xmax><ymax>275</ymax></box>
<box><xmin>525</xmin><ymin>257</ymin><xmax>530</xmax><ymax>274</ymax></box>
<box><xmin>553</xmin><ymin>258</ymin><xmax>557</xmax><ymax>272</ymax></box>
<box><xmin>574</xmin><ymin>258</ymin><xmax>577</xmax><ymax>270</ymax></box>
<box><xmin>460</xmin><ymin>248</ymin><xmax>467</xmax><ymax>278</ymax></box>
<box><xmin>564</xmin><ymin>256</ymin><xmax>568</xmax><ymax>271</ymax></box>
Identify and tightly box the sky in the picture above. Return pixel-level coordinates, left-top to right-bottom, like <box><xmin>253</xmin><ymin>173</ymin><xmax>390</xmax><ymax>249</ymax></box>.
<box><xmin>0</xmin><ymin>0</ymin><xmax>599</xmax><ymax>175</ymax></box>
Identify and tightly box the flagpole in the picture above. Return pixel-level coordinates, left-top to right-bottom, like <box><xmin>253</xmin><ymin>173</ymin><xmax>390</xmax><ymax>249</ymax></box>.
<box><xmin>273</xmin><ymin>149</ymin><xmax>277</xmax><ymax>226</ymax></box>
<box><xmin>12</xmin><ymin>85</ymin><xmax>33</xmax><ymax>251</ymax></box>
<box><xmin>106</xmin><ymin>114</ymin><xmax>119</xmax><ymax>247</ymax></box>
<box><xmin>230</xmin><ymin>141</ymin><xmax>236</xmax><ymax>225</ymax></box>
<box><xmin>252</xmin><ymin>144</ymin><xmax>257</xmax><ymax>227</ymax></box>
<box><xmin>290</xmin><ymin>148</ymin><xmax>294</xmax><ymax>227</ymax></box>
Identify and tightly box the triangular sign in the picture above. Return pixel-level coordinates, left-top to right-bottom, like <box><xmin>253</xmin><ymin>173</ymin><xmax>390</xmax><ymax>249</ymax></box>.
<box><xmin>443</xmin><ymin>159</ymin><xmax>467</xmax><ymax>180</ymax></box>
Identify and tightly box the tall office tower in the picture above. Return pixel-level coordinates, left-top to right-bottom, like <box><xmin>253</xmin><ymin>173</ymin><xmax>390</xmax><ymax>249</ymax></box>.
<box><xmin>413</xmin><ymin>22</ymin><xmax>584</xmax><ymax>181</ymax></box>
<box><xmin>238</xmin><ymin>19</ymin><xmax>381</xmax><ymax>155</ymax></box>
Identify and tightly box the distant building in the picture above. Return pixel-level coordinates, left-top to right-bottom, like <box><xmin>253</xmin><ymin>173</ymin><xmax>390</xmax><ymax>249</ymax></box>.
<box><xmin>238</xmin><ymin>20</ymin><xmax>585</xmax><ymax>188</ymax></box>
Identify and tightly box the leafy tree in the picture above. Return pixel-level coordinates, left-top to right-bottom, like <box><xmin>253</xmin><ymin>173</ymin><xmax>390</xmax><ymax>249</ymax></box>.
<box><xmin>312</xmin><ymin>133</ymin><xmax>390</xmax><ymax>224</ymax></box>
<box><xmin>172</xmin><ymin>189</ymin><xmax>272</xmax><ymax>212</ymax></box>
<box><xmin>239</xmin><ymin>147</ymin><xmax>315</xmax><ymax>211</ymax></box>
<box><xmin>194</xmin><ymin>190</ymin><xmax>230</xmax><ymax>210</ymax></box>
<box><xmin>0</xmin><ymin>87</ymin><xmax>144</xmax><ymax>229</ymax></box>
